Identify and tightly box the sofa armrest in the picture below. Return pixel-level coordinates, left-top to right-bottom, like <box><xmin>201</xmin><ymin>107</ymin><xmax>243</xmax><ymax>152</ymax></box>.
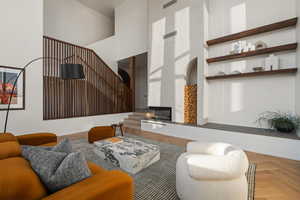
<box><xmin>17</xmin><ymin>133</ymin><xmax>57</xmax><ymax>146</ymax></box>
<box><xmin>42</xmin><ymin>170</ymin><xmax>134</xmax><ymax>200</ymax></box>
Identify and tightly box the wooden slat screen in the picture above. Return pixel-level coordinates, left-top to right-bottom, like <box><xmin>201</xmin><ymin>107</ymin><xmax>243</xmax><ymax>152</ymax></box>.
<box><xmin>43</xmin><ymin>36</ymin><xmax>132</xmax><ymax>120</ymax></box>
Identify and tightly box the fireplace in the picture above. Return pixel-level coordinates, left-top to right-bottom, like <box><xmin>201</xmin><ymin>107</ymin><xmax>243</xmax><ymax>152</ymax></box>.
<box><xmin>148</xmin><ymin>106</ymin><xmax>172</xmax><ymax>121</ymax></box>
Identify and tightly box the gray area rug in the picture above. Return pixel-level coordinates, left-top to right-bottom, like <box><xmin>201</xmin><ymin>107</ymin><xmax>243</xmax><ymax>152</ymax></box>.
<box><xmin>71</xmin><ymin>134</ymin><xmax>256</xmax><ymax>200</ymax></box>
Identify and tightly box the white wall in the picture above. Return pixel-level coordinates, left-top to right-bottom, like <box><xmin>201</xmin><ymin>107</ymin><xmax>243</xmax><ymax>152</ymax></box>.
<box><xmin>135</xmin><ymin>54</ymin><xmax>148</xmax><ymax>110</ymax></box>
<box><xmin>0</xmin><ymin>0</ymin><xmax>130</xmax><ymax>136</ymax></box>
<box><xmin>207</xmin><ymin>0</ymin><xmax>297</xmax><ymax>127</ymax></box>
<box><xmin>88</xmin><ymin>36</ymin><xmax>119</xmax><ymax>73</ymax></box>
<box><xmin>44</xmin><ymin>0</ymin><xmax>114</xmax><ymax>46</ymax></box>
<box><xmin>87</xmin><ymin>0</ymin><xmax>148</xmax><ymax>73</ymax></box>
<box><xmin>296</xmin><ymin>3</ymin><xmax>300</xmax><ymax>115</ymax></box>
<box><xmin>148</xmin><ymin>0</ymin><xmax>204</xmax><ymax>123</ymax></box>
<box><xmin>115</xmin><ymin>0</ymin><xmax>148</xmax><ymax>60</ymax></box>
<box><xmin>0</xmin><ymin>0</ymin><xmax>44</xmax><ymax>134</ymax></box>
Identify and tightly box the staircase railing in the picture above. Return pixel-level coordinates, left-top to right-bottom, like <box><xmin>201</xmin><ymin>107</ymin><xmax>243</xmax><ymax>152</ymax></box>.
<box><xmin>43</xmin><ymin>36</ymin><xmax>132</xmax><ymax>120</ymax></box>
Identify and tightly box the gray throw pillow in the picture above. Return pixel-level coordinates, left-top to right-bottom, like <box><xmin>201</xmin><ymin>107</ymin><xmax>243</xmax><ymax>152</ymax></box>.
<box><xmin>22</xmin><ymin>139</ymin><xmax>91</xmax><ymax>193</ymax></box>
<box><xmin>52</xmin><ymin>138</ymin><xmax>73</xmax><ymax>153</ymax></box>
<box><xmin>22</xmin><ymin>138</ymin><xmax>73</xmax><ymax>153</ymax></box>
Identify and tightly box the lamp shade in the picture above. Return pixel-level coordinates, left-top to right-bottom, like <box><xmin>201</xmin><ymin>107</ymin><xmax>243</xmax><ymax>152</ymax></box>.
<box><xmin>60</xmin><ymin>64</ymin><xmax>85</xmax><ymax>80</ymax></box>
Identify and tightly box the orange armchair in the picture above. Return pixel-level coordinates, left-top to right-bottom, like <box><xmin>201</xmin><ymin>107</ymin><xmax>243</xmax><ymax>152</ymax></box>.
<box><xmin>88</xmin><ymin>126</ymin><xmax>116</xmax><ymax>143</ymax></box>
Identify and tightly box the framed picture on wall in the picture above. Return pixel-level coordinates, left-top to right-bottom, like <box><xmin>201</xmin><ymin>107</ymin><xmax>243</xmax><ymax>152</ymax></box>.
<box><xmin>0</xmin><ymin>66</ymin><xmax>25</xmax><ymax>111</ymax></box>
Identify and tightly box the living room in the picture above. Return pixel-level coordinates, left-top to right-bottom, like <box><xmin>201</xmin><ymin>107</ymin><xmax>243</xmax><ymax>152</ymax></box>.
<box><xmin>0</xmin><ymin>0</ymin><xmax>300</xmax><ymax>200</ymax></box>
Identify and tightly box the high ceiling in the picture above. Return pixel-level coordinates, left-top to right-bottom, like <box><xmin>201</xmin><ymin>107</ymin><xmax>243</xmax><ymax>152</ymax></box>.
<box><xmin>78</xmin><ymin>0</ymin><xmax>125</xmax><ymax>18</ymax></box>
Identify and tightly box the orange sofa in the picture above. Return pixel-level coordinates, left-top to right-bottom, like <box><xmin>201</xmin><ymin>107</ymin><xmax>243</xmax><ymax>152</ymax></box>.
<box><xmin>0</xmin><ymin>132</ymin><xmax>134</xmax><ymax>200</ymax></box>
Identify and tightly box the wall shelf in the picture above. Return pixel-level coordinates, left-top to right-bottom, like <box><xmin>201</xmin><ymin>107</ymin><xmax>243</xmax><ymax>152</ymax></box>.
<box><xmin>206</xmin><ymin>17</ymin><xmax>298</xmax><ymax>46</ymax></box>
<box><xmin>206</xmin><ymin>43</ymin><xmax>298</xmax><ymax>64</ymax></box>
<box><xmin>206</xmin><ymin>68</ymin><xmax>298</xmax><ymax>80</ymax></box>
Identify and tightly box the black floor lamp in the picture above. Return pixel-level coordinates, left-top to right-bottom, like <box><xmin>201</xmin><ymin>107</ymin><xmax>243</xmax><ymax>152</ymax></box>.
<box><xmin>3</xmin><ymin>57</ymin><xmax>85</xmax><ymax>133</ymax></box>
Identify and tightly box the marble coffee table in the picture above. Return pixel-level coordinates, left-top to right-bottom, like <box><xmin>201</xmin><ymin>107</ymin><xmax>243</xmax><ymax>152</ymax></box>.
<box><xmin>94</xmin><ymin>137</ymin><xmax>160</xmax><ymax>174</ymax></box>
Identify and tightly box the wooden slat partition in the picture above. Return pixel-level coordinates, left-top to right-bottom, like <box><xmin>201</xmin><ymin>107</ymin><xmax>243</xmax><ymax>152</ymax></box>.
<box><xmin>43</xmin><ymin>36</ymin><xmax>132</xmax><ymax>120</ymax></box>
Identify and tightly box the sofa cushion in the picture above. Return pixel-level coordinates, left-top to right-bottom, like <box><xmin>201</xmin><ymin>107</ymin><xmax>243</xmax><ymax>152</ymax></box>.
<box><xmin>0</xmin><ymin>133</ymin><xmax>17</xmax><ymax>143</ymax></box>
<box><xmin>22</xmin><ymin>140</ymin><xmax>91</xmax><ymax>193</ymax></box>
<box><xmin>22</xmin><ymin>138</ymin><xmax>72</xmax><ymax>154</ymax></box>
<box><xmin>52</xmin><ymin>138</ymin><xmax>72</xmax><ymax>153</ymax></box>
<box><xmin>0</xmin><ymin>157</ymin><xmax>47</xmax><ymax>200</ymax></box>
<box><xmin>0</xmin><ymin>133</ymin><xmax>21</xmax><ymax>160</ymax></box>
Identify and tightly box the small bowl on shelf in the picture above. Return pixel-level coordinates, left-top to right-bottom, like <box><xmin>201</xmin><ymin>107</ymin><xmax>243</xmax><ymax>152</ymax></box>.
<box><xmin>216</xmin><ymin>71</ymin><xmax>226</xmax><ymax>76</ymax></box>
<box><xmin>252</xmin><ymin>67</ymin><xmax>265</xmax><ymax>72</ymax></box>
<box><xmin>231</xmin><ymin>70</ymin><xmax>242</xmax><ymax>75</ymax></box>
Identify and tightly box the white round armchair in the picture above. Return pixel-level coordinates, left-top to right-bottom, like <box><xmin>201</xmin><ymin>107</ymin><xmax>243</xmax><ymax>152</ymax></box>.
<box><xmin>176</xmin><ymin>142</ymin><xmax>249</xmax><ymax>200</ymax></box>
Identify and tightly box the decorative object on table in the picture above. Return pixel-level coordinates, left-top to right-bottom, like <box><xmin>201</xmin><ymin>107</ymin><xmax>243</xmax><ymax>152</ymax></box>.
<box><xmin>255</xmin><ymin>41</ymin><xmax>268</xmax><ymax>50</ymax></box>
<box><xmin>94</xmin><ymin>136</ymin><xmax>160</xmax><ymax>174</ymax></box>
<box><xmin>265</xmin><ymin>54</ymin><xmax>279</xmax><ymax>70</ymax></box>
<box><xmin>22</xmin><ymin>139</ymin><xmax>92</xmax><ymax>193</ymax></box>
<box><xmin>176</xmin><ymin>142</ymin><xmax>250</xmax><ymax>200</ymax></box>
<box><xmin>252</xmin><ymin>67</ymin><xmax>265</xmax><ymax>72</ymax></box>
<box><xmin>3</xmin><ymin>58</ymin><xmax>85</xmax><ymax>134</ymax></box>
<box><xmin>111</xmin><ymin>123</ymin><xmax>124</xmax><ymax>136</ymax></box>
<box><xmin>103</xmin><ymin>137</ymin><xmax>124</xmax><ymax>145</ymax></box>
<box><xmin>231</xmin><ymin>70</ymin><xmax>242</xmax><ymax>75</ymax></box>
<box><xmin>257</xmin><ymin>111</ymin><xmax>300</xmax><ymax>133</ymax></box>
<box><xmin>0</xmin><ymin>66</ymin><xmax>25</xmax><ymax>111</ymax></box>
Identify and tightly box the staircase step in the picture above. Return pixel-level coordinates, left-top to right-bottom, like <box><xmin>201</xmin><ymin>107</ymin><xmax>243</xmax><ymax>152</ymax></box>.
<box><xmin>123</xmin><ymin>112</ymin><xmax>150</xmax><ymax>131</ymax></box>
<box><xmin>124</xmin><ymin>119</ymin><xmax>141</xmax><ymax>126</ymax></box>
<box><xmin>123</xmin><ymin>127</ymin><xmax>141</xmax><ymax>133</ymax></box>
<box><xmin>123</xmin><ymin>123</ymin><xmax>141</xmax><ymax>130</ymax></box>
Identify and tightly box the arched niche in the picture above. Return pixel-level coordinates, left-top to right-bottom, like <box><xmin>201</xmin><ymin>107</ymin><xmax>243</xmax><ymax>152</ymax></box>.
<box><xmin>184</xmin><ymin>57</ymin><xmax>198</xmax><ymax>124</ymax></box>
<box><xmin>186</xmin><ymin>57</ymin><xmax>198</xmax><ymax>86</ymax></box>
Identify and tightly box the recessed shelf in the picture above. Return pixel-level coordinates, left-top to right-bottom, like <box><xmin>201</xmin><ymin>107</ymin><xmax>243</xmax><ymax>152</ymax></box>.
<box><xmin>206</xmin><ymin>68</ymin><xmax>298</xmax><ymax>80</ymax></box>
<box><xmin>206</xmin><ymin>43</ymin><xmax>298</xmax><ymax>64</ymax></box>
<box><xmin>207</xmin><ymin>18</ymin><xmax>298</xmax><ymax>46</ymax></box>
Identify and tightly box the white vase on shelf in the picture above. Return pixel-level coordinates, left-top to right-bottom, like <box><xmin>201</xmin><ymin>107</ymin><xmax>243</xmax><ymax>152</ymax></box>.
<box><xmin>265</xmin><ymin>54</ymin><xmax>279</xmax><ymax>70</ymax></box>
